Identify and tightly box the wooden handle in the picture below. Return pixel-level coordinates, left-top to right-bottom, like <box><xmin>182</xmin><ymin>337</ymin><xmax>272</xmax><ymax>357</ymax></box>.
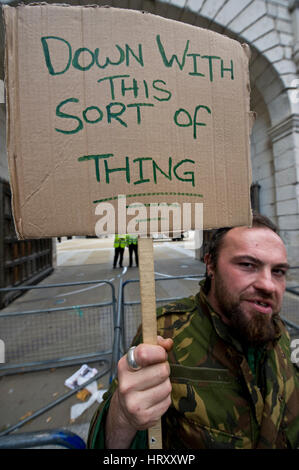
<box><xmin>138</xmin><ymin>237</ymin><xmax>163</xmax><ymax>449</ymax></box>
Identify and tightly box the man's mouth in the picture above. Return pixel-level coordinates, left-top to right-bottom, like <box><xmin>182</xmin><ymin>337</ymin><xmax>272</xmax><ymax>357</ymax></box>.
<box><xmin>243</xmin><ymin>299</ymin><xmax>273</xmax><ymax>315</ymax></box>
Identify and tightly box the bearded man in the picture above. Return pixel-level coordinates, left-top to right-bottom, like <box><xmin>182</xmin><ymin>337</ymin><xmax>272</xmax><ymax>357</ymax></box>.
<box><xmin>88</xmin><ymin>214</ymin><xmax>299</xmax><ymax>449</ymax></box>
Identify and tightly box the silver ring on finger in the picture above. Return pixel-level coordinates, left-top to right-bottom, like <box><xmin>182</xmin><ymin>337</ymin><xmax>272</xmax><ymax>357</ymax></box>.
<box><xmin>126</xmin><ymin>346</ymin><xmax>141</xmax><ymax>371</ymax></box>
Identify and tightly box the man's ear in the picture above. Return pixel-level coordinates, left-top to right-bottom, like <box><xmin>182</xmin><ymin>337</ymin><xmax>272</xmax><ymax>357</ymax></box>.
<box><xmin>204</xmin><ymin>253</ymin><xmax>214</xmax><ymax>277</ymax></box>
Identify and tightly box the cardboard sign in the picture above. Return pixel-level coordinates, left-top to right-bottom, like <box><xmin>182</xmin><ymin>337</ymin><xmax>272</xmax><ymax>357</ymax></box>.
<box><xmin>4</xmin><ymin>4</ymin><xmax>252</xmax><ymax>238</ymax></box>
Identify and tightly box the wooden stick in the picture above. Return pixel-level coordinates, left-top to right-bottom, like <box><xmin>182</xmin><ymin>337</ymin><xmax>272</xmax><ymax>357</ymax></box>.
<box><xmin>138</xmin><ymin>236</ymin><xmax>163</xmax><ymax>449</ymax></box>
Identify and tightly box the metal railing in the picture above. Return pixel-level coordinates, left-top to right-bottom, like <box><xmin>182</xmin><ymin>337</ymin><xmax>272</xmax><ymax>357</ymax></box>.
<box><xmin>0</xmin><ymin>280</ymin><xmax>117</xmax><ymax>375</ymax></box>
<box><xmin>286</xmin><ymin>266</ymin><xmax>299</xmax><ymax>295</ymax></box>
<box><xmin>284</xmin><ymin>266</ymin><xmax>299</xmax><ymax>337</ymax></box>
<box><xmin>0</xmin><ymin>429</ymin><xmax>86</xmax><ymax>449</ymax></box>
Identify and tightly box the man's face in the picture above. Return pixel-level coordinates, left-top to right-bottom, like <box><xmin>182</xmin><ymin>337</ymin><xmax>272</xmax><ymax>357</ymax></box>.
<box><xmin>206</xmin><ymin>227</ymin><xmax>289</xmax><ymax>346</ymax></box>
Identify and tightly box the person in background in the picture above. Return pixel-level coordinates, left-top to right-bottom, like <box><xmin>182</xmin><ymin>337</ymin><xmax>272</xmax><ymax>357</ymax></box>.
<box><xmin>113</xmin><ymin>234</ymin><xmax>126</xmax><ymax>269</ymax></box>
<box><xmin>126</xmin><ymin>234</ymin><xmax>139</xmax><ymax>268</ymax></box>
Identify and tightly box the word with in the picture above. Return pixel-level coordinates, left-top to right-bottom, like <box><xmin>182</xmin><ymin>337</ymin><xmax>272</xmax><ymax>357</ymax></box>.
<box><xmin>56</xmin><ymin>95</ymin><xmax>211</xmax><ymax>139</ymax></box>
<box><xmin>94</xmin><ymin>195</ymin><xmax>203</xmax><ymax>248</ymax></box>
<box><xmin>78</xmin><ymin>154</ymin><xmax>196</xmax><ymax>187</ymax></box>
<box><xmin>291</xmin><ymin>339</ymin><xmax>299</xmax><ymax>364</ymax></box>
<box><xmin>290</xmin><ymin>79</ymin><xmax>299</xmax><ymax>104</ymax></box>
<box><xmin>0</xmin><ymin>339</ymin><xmax>4</xmax><ymax>363</ymax></box>
<box><xmin>41</xmin><ymin>35</ymin><xmax>234</xmax><ymax>82</ymax></box>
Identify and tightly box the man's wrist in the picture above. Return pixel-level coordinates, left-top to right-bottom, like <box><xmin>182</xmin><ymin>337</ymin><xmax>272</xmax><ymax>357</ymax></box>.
<box><xmin>105</xmin><ymin>390</ymin><xmax>137</xmax><ymax>449</ymax></box>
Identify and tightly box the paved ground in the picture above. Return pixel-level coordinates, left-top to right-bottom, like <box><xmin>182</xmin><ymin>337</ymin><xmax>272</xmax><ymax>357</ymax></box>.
<box><xmin>0</xmin><ymin>234</ymin><xmax>298</xmax><ymax>448</ymax></box>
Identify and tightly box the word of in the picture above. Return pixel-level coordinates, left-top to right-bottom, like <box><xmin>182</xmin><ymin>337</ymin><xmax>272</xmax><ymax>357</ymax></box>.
<box><xmin>78</xmin><ymin>154</ymin><xmax>196</xmax><ymax>186</ymax></box>
<box><xmin>41</xmin><ymin>35</ymin><xmax>234</xmax><ymax>82</ymax></box>
<box><xmin>291</xmin><ymin>339</ymin><xmax>299</xmax><ymax>364</ymax></box>
<box><xmin>94</xmin><ymin>195</ymin><xmax>203</xmax><ymax>248</ymax></box>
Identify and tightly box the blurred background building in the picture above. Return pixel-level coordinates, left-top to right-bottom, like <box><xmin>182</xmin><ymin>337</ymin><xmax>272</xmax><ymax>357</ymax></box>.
<box><xmin>0</xmin><ymin>0</ymin><xmax>298</xmax><ymax>299</ymax></box>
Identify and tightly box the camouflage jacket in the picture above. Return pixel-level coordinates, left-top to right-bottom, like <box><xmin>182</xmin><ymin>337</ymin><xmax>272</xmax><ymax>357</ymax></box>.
<box><xmin>88</xmin><ymin>287</ymin><xmax>299</xmax><ymax>449</ymax></box>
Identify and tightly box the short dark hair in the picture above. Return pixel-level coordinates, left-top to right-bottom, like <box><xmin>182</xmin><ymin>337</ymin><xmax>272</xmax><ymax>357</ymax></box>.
<box><xmin>202</xmin><ymin>213</ymin><xmax>278</xmax><ymax>293</ymax></box>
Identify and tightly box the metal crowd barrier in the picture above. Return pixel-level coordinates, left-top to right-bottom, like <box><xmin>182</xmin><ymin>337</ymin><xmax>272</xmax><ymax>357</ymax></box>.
<box><xmin>0</xmin><ymin>429</ymin><xmax>86</xmax><ymax>449</ymax></box>
<box><xmin>0</xmin><ymin>280</ymin><xmax>117</xmax><ymax>375</ymax></box>
<box><xmin>284</xmin><ymin>288</ymin><xmax>299</xmax><ymax>332</ymax></box>
<box><xmin>284</xmin><ymin>266</ymin><xmax>299</xmax><ymax>337</ymax></box>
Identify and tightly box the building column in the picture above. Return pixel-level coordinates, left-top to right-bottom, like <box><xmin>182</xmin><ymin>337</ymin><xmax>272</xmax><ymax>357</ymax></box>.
<box><xmin>268</xmin><ymin>113</ymin><xmax>299</xmax><ymax>264</ymax></box>
<box><xmin>289</xmin><ymin>0</ymin><xmax>299</xmax><ymax>71</ymax></box>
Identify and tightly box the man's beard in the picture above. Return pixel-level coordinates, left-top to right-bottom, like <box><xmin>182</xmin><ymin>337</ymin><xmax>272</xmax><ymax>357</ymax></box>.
<box><xmin>214</xmin><ymin>276</ymin><xmax>280</xmax><ymax>346</ymax></box>
<box><xmin>224</xmin><ymin>304</ymin><xmax>279</xmax><ymax>346</ymax></box>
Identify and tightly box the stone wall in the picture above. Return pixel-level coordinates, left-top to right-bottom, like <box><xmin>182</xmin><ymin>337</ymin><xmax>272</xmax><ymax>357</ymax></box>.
<box><xmin>251</xmin><ymin>87</ymin><xmax>277</xmax><ymax>221</ymax></box>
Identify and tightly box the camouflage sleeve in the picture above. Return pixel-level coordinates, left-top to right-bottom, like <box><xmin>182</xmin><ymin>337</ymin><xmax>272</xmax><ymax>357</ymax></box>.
<box><xmin>87</xmin><ymin>379</ymin><xmax>117</xmax><ymax>449</ymax></box>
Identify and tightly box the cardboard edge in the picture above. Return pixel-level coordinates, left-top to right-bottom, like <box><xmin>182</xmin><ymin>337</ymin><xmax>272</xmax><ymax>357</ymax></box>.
<box><xmin>3</xmin><ymin>5</ymin><xmax>24</xmax><ymax>239</ymax></box>
<box><xmin>241</xmin><ymin>42</ymin><xmax>253</xmax><ymax>228</ymax></box>
<box><xmin>15</xmin><ymin>3</ymin><xmax>249</xmax><ymax>51</ymax></box>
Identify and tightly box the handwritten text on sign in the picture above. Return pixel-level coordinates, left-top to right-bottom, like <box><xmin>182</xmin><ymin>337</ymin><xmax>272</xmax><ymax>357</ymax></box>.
<box><xmin>41</xmin><ymin>34</ymin><xmax>234</xmax><ymax>192</ymax></box>
<box><xmin>42</xmin><ymin>34</ymin><xmax>234</xmax><ymax>137</ymax></box>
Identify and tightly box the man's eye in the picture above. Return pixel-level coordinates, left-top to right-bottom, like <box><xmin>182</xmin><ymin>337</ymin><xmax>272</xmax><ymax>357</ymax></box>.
<box><xmin>239</xmin><ymin>262</ymin><xmax>254</xmax><ymax>269</ymax></box>
<box><xmin>239</xmin><ymin>261</ymin><xmax>256</xmax><ymax>271</ymax></box>
<box><xmin>273</xmin><ymin>269</ymin><xmax>286</xmax><ymax>277</ymax></box>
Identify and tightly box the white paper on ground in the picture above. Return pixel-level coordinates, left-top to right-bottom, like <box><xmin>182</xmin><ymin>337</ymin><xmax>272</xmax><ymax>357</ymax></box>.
<box><xmin>64</xmin><ymin>364</ymin><xmax>98</xmax><ymax>390</ymax></box>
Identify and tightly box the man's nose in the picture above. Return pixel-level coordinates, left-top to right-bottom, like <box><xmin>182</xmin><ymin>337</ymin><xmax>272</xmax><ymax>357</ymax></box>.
<box><xmin>253</xmin><ymin>269</ymin><xmax>276</xmax><ymax>294</ymax></box>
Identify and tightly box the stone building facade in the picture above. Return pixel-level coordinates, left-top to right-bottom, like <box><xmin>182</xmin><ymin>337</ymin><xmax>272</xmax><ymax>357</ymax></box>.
<box><xmin>0</xmin><ymin>0</ymin><xmax>298</xmax><ymax>262</ymax></box>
